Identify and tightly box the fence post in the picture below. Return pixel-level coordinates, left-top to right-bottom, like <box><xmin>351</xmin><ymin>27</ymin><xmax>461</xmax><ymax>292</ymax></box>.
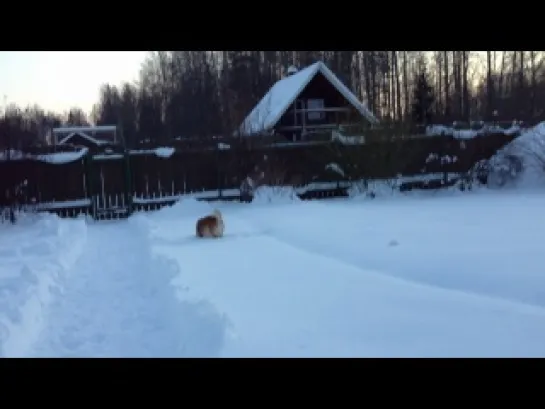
<box><xmin>117</xmin><ymin>122</ymin><xmax>133</xmax><ymax>217</ymax></box>
<box><xmin>124</xmin><ymin>149</ymin><xmax>133</xmax><ymax>216</ymax></box>
<box><xmin>216</xmin><ymin>142</ymin><xmax>222</xmax><ymax>199</ymax></box>
<box><xmin>83</xmin><ymin>152</ymin><xmax>94</xmax><ymax>218</ymax></box>
<box><xmin>121</xmin><ymin>139</ymin><xmax>133</xmax><ymax>216</ymax></box>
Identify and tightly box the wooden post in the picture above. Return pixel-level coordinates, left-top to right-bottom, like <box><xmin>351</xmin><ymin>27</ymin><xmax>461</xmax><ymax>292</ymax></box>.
<box><xmin>119</xmin><ymin>122</ymin><xmax>133</xmax><ymax>217</ymax></box>
<box><xmin>217</xmin><ymin>142</ymin><xmax>222</xmax><ymax>199</ymax></box>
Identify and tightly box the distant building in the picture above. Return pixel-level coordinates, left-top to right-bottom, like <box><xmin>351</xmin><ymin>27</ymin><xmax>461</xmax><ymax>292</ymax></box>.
<box><xmin>52</xmin><ymin>125</ymin><xmax>119</xmax><ymax>148</ymax></box>
<box><xmin>237</xmin><ymin>61</ymin><xmax>379</xmax><ymax>141</ymax></box>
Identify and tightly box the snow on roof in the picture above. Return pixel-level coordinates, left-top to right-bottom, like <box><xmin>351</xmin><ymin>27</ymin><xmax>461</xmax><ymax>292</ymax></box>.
<box><xmin>58</xmin><ymin>132</ymin><xmax>109</xmax><ymax>146</ymax></box>
<box><xmin>52</xmin><ymin>125</ymin><xmax>117</xmax><ymax>133</ymax></box>
<box><xmin>237</xmin><ymin>61</ymin><xmax>379</xmax><ymax>136</ymax></box>
<box><xmin>36</xmin><ymin>147</ymin><xmax>89</xmax><ymax>164</ymax></box>
<box><xmin>425</xmin><ymin>124</ymin><xmax>522</xmax><ymax>139</ymax></box>
<box><xmin>0</xmin><ymin>147</ymin><xmax>89</xmax><ymax>163</ymax></box>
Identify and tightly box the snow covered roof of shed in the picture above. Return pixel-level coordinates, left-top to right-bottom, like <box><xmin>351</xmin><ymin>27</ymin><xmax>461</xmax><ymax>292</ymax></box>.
<box><xmin>53</xmin><ymin>125</ymin><xmax>117</xmax><ymax>145</ymax></box>
<box><xmin>58</xmin><ymin>131</ymin><xmax>108</xmax><ymax>146</ymax></box>
<box><xmin>237</xmin><ymin>61</ymin><xmax>379</xmax><ymax>136</ymax></box>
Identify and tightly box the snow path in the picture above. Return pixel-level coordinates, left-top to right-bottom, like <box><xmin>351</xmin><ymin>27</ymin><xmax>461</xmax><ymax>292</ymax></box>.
<box><xmin>0</xmin><ymin>214</ymin><xmax>87</xmax><ymax>357</ymax></box>
<box><xmin>26</xmin><ymin>220</ymin><xmax>229</xmax><ymax>358</ymax></box>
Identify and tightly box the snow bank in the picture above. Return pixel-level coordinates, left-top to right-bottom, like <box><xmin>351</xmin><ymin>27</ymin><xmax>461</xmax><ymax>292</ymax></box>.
<box><xmin>251</xmin><ymin>186</ymin><xmax>302</xmax><ymax>204</ymax></box>
<box><xmin>486</xmin><ymin>121</ymin><xmax>545</xmax><ymax>189</ymax></box>
<box><xmin>151</xmin><ymin>197</ymin><xmax>214</xmax><ymax>221</ymax></box>
<box><xmin>0</xmin><ymin>213</ymin><xmax>87</xmax><ymax>357</ymax></box>
<box><xmin>347</xmin><ymin>173</ymin><xmax>461</xmax><ymax>200</ymax></box>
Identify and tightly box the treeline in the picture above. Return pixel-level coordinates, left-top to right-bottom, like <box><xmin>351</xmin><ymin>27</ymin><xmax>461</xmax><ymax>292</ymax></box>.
<box><xmin>0</xmin><ymin>105</ymin><xmax>90</xmax><ymax>150</ymax></box>
<box><xmin>2</xmin><ymin>51</ymin><xmax>545</xmax><ymax>150</ymax></box>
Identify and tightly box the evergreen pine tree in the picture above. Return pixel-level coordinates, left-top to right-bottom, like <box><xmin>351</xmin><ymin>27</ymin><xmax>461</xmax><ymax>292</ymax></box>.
<box><xmin>411</xmin><ymin>69</ymin><xmax>435</xmax><ymax>126</ymax></box>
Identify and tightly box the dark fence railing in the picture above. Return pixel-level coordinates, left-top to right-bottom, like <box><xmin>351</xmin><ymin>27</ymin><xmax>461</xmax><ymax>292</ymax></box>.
<box><xmin>0</xmin><ymin>129</ymin><xmax>520</xmax><ymax>222</ymax></box>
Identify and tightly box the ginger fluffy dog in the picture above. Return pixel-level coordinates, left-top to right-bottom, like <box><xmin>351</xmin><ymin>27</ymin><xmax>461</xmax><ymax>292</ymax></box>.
<box><xmin>196</xmin><ymin>209</ymin><xmax>225</xmax><ymax>238</ymax></box>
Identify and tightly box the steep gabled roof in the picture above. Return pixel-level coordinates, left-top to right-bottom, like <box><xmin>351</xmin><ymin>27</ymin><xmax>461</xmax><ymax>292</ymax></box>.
<box><xmin>237</xmin><ymin>61</ymin><xmax>379</xmax><ymax>136</ymax></box>
<box><xmin>53</xmin><ymin>125</ymin><xmax>118</xmax><ymax>146</ymax></box>
<box><xmin>58</xmin><ymin>131</ymin><xmax>108</xmax><ymax>146</ymax></box>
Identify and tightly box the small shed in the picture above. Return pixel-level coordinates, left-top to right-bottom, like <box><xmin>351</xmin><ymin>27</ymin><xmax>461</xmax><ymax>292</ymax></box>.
<box><xmin>52</xmin><ymin>125</ymin><xmax>119</xmax><ymax>149</ymax></box>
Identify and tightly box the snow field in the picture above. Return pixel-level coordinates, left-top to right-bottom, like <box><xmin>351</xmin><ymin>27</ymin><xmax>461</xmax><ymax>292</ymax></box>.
<box><xmin>0</xmin><ymin>212</ymin><xmax>87</xmax><ymax>357</ymax></box>
<box><xmin>5</xmin><ymin>121</ymin><xmax>545</xmax><ymax>357</ymax></box>
<box><xmin>248</xmin><ymin>192</ymin><xmax>545</xmax><ymax>307</ymax></box>
<box><xmin>150</xmin><ymin>192</ymin><xmax>545</xmax><ymax>357</ymax></box>
<box><xmin>2</xmin><ymin>182</ymin><xmax>545</xmax><ymax>357</ymax></box>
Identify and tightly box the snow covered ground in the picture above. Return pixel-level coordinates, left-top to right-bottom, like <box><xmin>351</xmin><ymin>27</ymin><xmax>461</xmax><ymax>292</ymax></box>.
<box><xmin>0</xmin><ymin>212</ymin><xmax>87</xmax><ymax>357</ymax></box>
<box><xmin>2</xmin><ymin>187</ymin><xmax>545</xmax><ymax>357</ymax></box>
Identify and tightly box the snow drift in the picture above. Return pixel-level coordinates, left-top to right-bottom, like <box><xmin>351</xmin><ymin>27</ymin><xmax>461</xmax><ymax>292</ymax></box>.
<box><xmin>0</xmin><ymin>213</ymin><xmax>87</xmax><ymax>357</ymax></box>
<box><xmin>347</xmin><ymin>173</ymin><xmax>460</xmax><ymax>200</ymax></box>
<box><xmin>486</xmin><ymin>122</ymin><xmax>545</xmax><ymax>189</ymax></box>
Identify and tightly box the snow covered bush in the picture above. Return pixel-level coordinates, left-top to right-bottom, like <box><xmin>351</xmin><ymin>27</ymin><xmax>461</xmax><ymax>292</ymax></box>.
<box><xmin>487</xmin><ymin>154</ymin><xmax>523</xmax><ymax>188</ymax></box>
<box><xmin>239</xmin><ymin>155</ymin><xmax>305</xmax><ymax>204</ymax></box>
<box><xmin>347</xmin><ymin>178</ymin><xmax>401</xmax><ymax>199</ymax></box>
<box><xmin>251</xmin><ymin>186</ymin><xmax>301</xmax><ymax>204</ymax></box>
<box><xmin>456</xmin><ymin>159</ymin><xmax>491</xmax><ymax>191</ymax></box>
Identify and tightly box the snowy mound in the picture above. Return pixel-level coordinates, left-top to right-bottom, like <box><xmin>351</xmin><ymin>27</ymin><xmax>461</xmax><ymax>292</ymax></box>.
<box><xmin>251</xmin><ymin>186</ymin><xmax>302</xmax><ymax>204</ymax></box>
<box><xmin>0</xmin><ymin>213</ymin><xmax>87</xmax><ymax>357</ymax></box>
<box><xmin>486</xmin><ymin>122</ymin><xmax>545</xmax><ymax>189</ymax></box>
<box><xmin>154</xmin><ymin>197</ymin><xmax>214</xmax><ymax>220</ymax></box>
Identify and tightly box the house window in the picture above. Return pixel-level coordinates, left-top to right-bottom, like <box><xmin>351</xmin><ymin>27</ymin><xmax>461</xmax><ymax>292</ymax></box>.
<box><xmin>307</xmin><ymin>98</ymin><xmax>325</xmax><ymax>121</ymax></box>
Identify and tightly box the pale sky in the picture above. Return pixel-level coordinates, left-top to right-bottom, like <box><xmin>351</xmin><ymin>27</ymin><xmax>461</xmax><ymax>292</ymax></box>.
<box><xmin>0</xmin><ymin>51</ymin><xmax>148</xmax><ymax>115</ymax></box>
